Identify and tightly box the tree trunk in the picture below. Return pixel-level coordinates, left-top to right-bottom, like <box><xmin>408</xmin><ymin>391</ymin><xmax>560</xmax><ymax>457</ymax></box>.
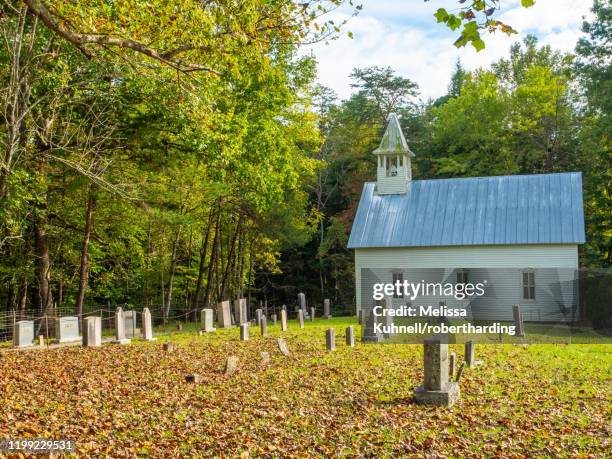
<box><xmin>219</xmin><ymin>213</ymin><xmax>242</xmax><ymax>301</ymax></box>
<box><xmin>34</xmin><ymin>214</ymin><xmax>53</xmax><ymax>318</ymax></box>
<box><xmin>164</xmin><ymin>227</ymin><xmax>181</xmax><ymax>322</ymax></box>
<box><xmin>192</xmin><ymin>207</ymin><xmax>215</xmax><ymax>312</ymax></box>
<box><xmin>203</xmin><ymin>202</ymin><xmax>221</xmax><ymax>308</ymax></box>
<box><xmin>18</xmin><ymin>275</ymin><xmax>27</xmax><ymax>312</ymax></box>
<box><xmin>74</xmin><ymin>186</ymin><xmax>96</xmax><ymax>329</ymax></box>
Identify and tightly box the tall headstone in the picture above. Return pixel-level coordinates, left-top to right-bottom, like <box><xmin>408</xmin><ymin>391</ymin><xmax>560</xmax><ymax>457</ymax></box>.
<box><xmin>233</xmin><ymin>298</ymin><xmax>248</xmax><ymax>325</ymax></box>
<box><xmin>361</xmin><ymin>308</ymin><xmax>384</xmax><ymax>343</ymax></box>
<box><xmin>216</xmin><ymin>301</ymin><xmax>232</xmax><ymax>329</ymax></box>
<box><xmin>414</xmin><ymin>337</ymin><xmax>460</xmax><ymax>407</ymax></box>
<box><xmin>13</xmin><ymin>320</ymin><xmax>34</xmax><ymax>348</ymax></box>
<box><xmin>512</xmin><ymin>304</ymin><xmax>525</xmax><ymax>337</ymax></box>
<box><xmin>240</xmin><ymin>323</ymin><xmax>249</xmax><ymax>341</ymax></box>
<box><xmin>260</xmin><ymin>315</ymin><xmax>268</xmax><ymax>337</ymax></box>
<box><xmin>309</xmin><ymin>307</ymin><xmax>315</xmax><ymax>321</ymax></box>
<box><xmin>83</xmin><ymin>316</ymin><xmax>102</xmax><ymax>347</ymax></box>
<box><xmin>280</xmin><ymin>309</ymin><xmax>288</xmax><ymax>332</ymax></box>
<box><xmin>325</xmin><ymin>328</ymin><xmax>336</xmax><ymax>351</ymax></box>
<box><xmin>56</xmin><ymin>316</ymin><xmax>81</xmax><ymax>343</ymax></box>
<box><xmin>346</xmin><ymin>326</ymin><xmax>355</xmax><ymax>347</ymax></box>
<box><xmin>298</xmin><ymin>293</ymin><xmax>306</xmax><ymax>314</ymax></box>
<box><xmin>323</xmin><ymin>299</ymin><xmax>331</xmax><ymax>319</ymax></box>
<box><xmin>255</xmin><ymin>308</ymin><xmax>263</xmax><ymax>326</ymax></box>
<box><xmin>201</xmin><ymin>308</ymin><xmax>216</xmax><ymax>332</ymax></box>
<box><xmin>298</xmin><ymin>310</ymin><xmax>305</xmax><ymax>329</ymax></box>
<box><xmin>113</xmin><ymin>307</ymin><xmax>131</xmax><ymax>344</ymax></box>
<box><xmin>143</xmin><ymin>307</ymin><xmax>156</xmax><ymax>341</ymax></box>
<box><xmin>123</xmin><ymin>310</ymin><xmax>138</xmax><ymax>338</ymax></box>
<box><xmin>271</xmin><ymin>314</ymin><xmax>278</xmax><ymax>325</ymax></box>
<box><xmin>465</xmin><ymin>340</ymin><xmax>475</xmax><ymax>368</ymax></box>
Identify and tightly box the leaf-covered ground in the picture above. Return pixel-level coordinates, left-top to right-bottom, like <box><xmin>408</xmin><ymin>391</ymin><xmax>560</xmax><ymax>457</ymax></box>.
<box><xmin>0</xmin><ymin>317</ymin><xmax>610</xmax><ymax>457</ymax></box>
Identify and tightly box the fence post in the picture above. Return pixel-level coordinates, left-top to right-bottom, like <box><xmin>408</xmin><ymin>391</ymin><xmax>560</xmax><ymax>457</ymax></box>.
<box><xmin>44</xmin><ymin>315</ymin><xmax>49</xmax><ymax>348</ymax></box>
<box><xmin>12</xmin><ymin>309</ymin><xmax>16</xmax><ymax>345</ymax></box>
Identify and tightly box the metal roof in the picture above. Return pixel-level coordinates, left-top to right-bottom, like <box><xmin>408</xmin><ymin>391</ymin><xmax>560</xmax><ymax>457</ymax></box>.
<box><xmin>347</xmin><ymin>172</ymin><xmax>585</xmax><ymax>248</ymax></box>
<box><xmin>373</xmin><ymin>113</ymin><xmax>415</xmax><ymax>157</ymax></box>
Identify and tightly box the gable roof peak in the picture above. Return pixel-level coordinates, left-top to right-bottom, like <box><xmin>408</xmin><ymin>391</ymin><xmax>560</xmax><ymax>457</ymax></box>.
<box><xmin>373</xmin><ymin>112</ymin><xmax>415</xmax><ymax>157</ymax></box>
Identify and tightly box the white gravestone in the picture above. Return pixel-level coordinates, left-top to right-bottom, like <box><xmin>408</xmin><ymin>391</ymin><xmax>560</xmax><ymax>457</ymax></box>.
<box><xmin>255</xmin><ymin>308</ymin><xmax>263</xmax><ymax>326</ymax></box>
<box><xmin>298</xmin><ymin>293</ymin><xmax>309</xmax><ymax>317</ymax></box>
<box><xmin>280</xmin><ymin>309</ymin><xmax>288</xmax><ymax>332</ymax></box>
<box><xmin>13</xmin><ymin>320</ymin><xmax>34</xmax><ymax>348</ymax></box>
<box><xmin>298</xmin><ymin>310</ymin><xmax>305</xmax><ymax>329</ymax></box>
<box><xmin>513</xmin><ymin>304</ymin><xmax>525</xmax><ymax>337</ymax></box>
<box><xmin>260</xmin><ymin>315</ymin><xmax>268</xmax><ymax>337</ymax></box>
<box><xmin>240</xmin><ymin>323</ymin><xmax>249</xmax><ymax>341</ymax></box>
<box><xmin>143</xmin><ymin>307</ymin><xmax>156</xmax><ymax>341</ymax></box>
<box><xmin>56</xmin><ymin>316</ymin><xmax>81</xmax><ymax>343</ymax></box>
<box><xmin>323</xmin><ymin>299</ymin><xmax>332</xmax><ymax>319</ymax></box>
<box><xmin>217</xmin><ymin>301</ymin><xmax>232</xmax><ymax>329</ymax></box>
<box><xmin>310</xmin><ymin>307</ymin><xmax>315</xmax><ymax>321</ymax></box>
<box><xmin>346</xmin><ymin>326</ymin><xmax>355</xmax><ymax>347</ymax></box>
<box><xmin>123</xmin><ymin>310</ymin><xmax>138</xmax><ymax>338</ymax></box>
<box><xmin>201</xmin><ymin>308</ymin><xmax>216</xmax><ymax>332</ymax></box>
<box><xmin>84</xmin><ymin>316</ymin><xmax>102</xmax><ymax>347</ymax></box>
<box><xmin>113</xmin><ymin>307</ymin><xmax>131</xmax><ymax>344</ymax></box>
<box><xmin>414</xmin><ymin>337</ymin><xmax>460</xmax><ymax>407</ymax></box>
<box><xmin>271</xmin><ymin>314</ymin><xmax>277</xmax><ymax>325</ymax></box>
<box><xmin>233</xmin><ymin>298</ymin><xmax>248</xmax><ymax>325</ymax></box>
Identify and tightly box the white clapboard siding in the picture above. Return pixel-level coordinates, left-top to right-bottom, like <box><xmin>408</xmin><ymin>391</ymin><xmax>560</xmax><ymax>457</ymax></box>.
<box><xmin>355</xmin><ymin>244</ymin><xmax>579</xmax><ymax>322</ymax></box>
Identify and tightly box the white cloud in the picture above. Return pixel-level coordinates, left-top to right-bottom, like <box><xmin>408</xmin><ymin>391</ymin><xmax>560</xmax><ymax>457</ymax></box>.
<box><xmin>305</xmin><ymin>0</ymin><xmax>593</xmax><ymax>101</ymax></box>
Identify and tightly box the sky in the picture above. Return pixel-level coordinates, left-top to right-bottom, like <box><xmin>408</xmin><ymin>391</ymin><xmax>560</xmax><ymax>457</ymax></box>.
<box><xmin>305</xmin><ymin>0</ymin><xmax>594</xmax><ymax>101</ymax></box>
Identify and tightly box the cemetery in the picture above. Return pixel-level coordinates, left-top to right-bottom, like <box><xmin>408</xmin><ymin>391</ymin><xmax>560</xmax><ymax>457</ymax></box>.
<box><xmin>0</xmin><ymin>0</ymin><xmax>610</xmax><ymax>456</ymax></box>
<box><xmin>0</xmin><ymin>296</ymin><xmax>610</xmax><ymax>457</ymax></box>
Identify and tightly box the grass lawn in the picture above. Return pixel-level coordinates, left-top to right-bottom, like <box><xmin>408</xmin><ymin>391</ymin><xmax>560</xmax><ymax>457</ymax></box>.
<box><xmin>0</xmin><ymin>317</ymin><xmax>609</xmax><ymax>457</ymax></box>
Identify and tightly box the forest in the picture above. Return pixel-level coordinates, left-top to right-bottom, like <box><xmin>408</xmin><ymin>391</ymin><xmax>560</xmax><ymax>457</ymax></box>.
<box><xmin>0</xmin><ymin>0</ymin><xmax>610</xmax><ymax>322</ymax></box>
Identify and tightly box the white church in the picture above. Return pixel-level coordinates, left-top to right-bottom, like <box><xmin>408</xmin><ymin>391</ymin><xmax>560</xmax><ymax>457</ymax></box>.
<box><xmin>347</xmin><ymin>114</ymin><xmax>585</xmax><ymax>323</ymax></box>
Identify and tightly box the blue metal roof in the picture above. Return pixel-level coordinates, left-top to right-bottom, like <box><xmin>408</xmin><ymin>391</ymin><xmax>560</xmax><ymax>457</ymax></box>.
<box><xmin>347</xmin><ymin>172</ymin><xmax>585</xmax><ymax>248</ymax></box>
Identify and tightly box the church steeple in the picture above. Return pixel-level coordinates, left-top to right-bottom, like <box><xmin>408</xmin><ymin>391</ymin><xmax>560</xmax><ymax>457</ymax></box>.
<box><xmin>373</xmin><ymin>113</ymin><xmax>414</xmax><ymax>195</ymax></box>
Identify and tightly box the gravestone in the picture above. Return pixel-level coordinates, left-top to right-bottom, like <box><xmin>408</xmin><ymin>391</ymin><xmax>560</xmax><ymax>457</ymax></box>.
<box><xmin>271</xmin><ymin>314</ymin><xmax>277</xmax><ymax>325</ymax></box>
<box><xmin>465</xmin><ymin>340</ymin><xmax>475</xmax><ymax>367</ymax></box>
<box><xmin>281</xmin><ymin>304</ymin><xmax>287</xmax><ymax>312</ymax></box>
<box><xmin>298</xmin><ymin>310</ymin><xmax>305</xmax><ymax>329</ymax></box>
<box><xmin>346</xmin><ymin>326</ymin><xmax>355</xmax><ymax>347</ymax></box>
<box><xmin>201</xmin><ymin>308</ymin><xmax>216</xmax><ymax>332</ymax></box>
<box><xmin>38</xmin><ymin>335</ymin><xmax>45</xmax><ymax>347</ymax></box>
<box><xmin>449</xmin><ymin>352</ymin><xmax>457</xmax><ymax>380</ymax></box>
<box><xmin>255</xmin><ymin>308</ymin><xmax>263</xmax><ymax>326</ymax></box>
<box><xmin>13</xmin><ymin>320</ymin><xmax>34</xmax><ymax>348</ymax></box>
<box><xmin>240</xmin><ymin>323</ymin><xmax>249</xmax><ymax>341</ymax></box>
<box><xmin>513</xmin><ymin>304</ymin><xmax>525</xmax><ymax>337</ymax></box>
<box><xmin>224</xmin><ymin>356</ymin><xmax>239</xmax><ymax>375</ymax></box>
<box><xmin>298</xmin><ymin>293</ymin><xmax>306</xmax><ymax>314</ymax></box>
<box><xmin>361</xmin><ymin>308</ymin><xmax>384</xmax><ymax>343</ymax></box>
<box><xmin>358</xmin><ymin>310</ymin><xmax>363</xmax><ymax>325</ymax></box>
<box><xmin>233</xmin><ymin>298</ymin><xmax>248</xmax><ymax>325</ymax></box>
<box><xmin>143</xmin><ymin>307</ymin><xmax>156</xmax><ymax>341</ymax></box>
<box><xmin>414</xmin><ymin>337</ymin><xmax>460</xmax><ymax>407</ymax></box>
<box><xmin>325</xmin><ymin>328</ymin><xmax>336</xmax><ymax>351</ymax></box>
<box><xmin>216</xmin><ymin>301</ymin><xmax>232</xmax><ymax>329</ymax></box>
<box><xmin>83</xmin><ymin>316</ymin><xmax>102</xmax><ymax>347</ymax></box>
<box><xmin>323</xmin><ymin>299</ymin><xmax>331</xmax><ymax>319</ymax></box>
<box><xmin>260</xmin><ymin>315</ymin><xmax>268</xmax><ymax>337</ymax></box>
<box><xmin>277</xmin><ymin>338</ymin><xmax>291</xmax><ymax>356</ymax></box>
<box><xmin>280</xmin><ymin>309</ymin><xmax>288</xmax><ymax>332</ymax></box>
<box><xmin>382</xmin><ymin>296</ymin><xmax>395</xmax><ymax>339</ymax></box>
<box><xmin>123</xmin><ymin>310</ymin><xmax>138</xmax><ymax>338</ymax></box>
<box><xmin>310</xmin><ymin>307</ymin><xmax>315</xmax><ymax>321</ymax></box>
<box><xmin>261</xmin><ymin>351</ymin><xmax>271</xmax><ymax>365</ymax></box>
<box><xmin>113</xmin><ymin>307</ymin><xmax>131</xmax><ymax>344</ymax></box>
<box><xmin>163</xmin><ymin>342</ymin><xmax>175</xmax><ymax>353</ymax></box>
<box><xmin>56</xmin><ymin>316</ymin><xmax>81</xmax><ymax>343</ymax></box>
